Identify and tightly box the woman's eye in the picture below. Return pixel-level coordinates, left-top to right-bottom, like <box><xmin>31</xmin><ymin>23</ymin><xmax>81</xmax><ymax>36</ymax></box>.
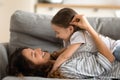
<box><xmin>32</xmin><ymin>52</ymin><xmax>36</xmax><ymax>58</ymax></box>
<box><xmin>34</xmin><ymin>52</ymin><xmax>36</xmax><ymax>57</ymax></box>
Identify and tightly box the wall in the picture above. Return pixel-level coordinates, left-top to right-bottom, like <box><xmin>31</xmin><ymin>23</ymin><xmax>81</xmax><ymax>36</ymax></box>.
<box><xmin>36</xmin><ymin>0</ymin><xmax>120</xmax><ymax>16</ymax></box>
<box><xmin>63</xmin><ymin>0</ymin><xmax>120</xmax><ymax>5</ymax></box>
<box><xmin>0</xmin><ymin>0</ymin><xmax>36</xmax><ymax>42</ymax></box>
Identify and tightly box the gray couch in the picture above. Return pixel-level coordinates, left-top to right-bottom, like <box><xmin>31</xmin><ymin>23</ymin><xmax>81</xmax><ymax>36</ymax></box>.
<box><xmin>1</xmin><ymin>10</ymin><xmax>120</xmax><ymax>80</ymax></box>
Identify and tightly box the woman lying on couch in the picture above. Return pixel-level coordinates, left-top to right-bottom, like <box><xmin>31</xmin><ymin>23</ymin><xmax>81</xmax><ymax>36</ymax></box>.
<box><xmin>7</xmin><ymin>8</ymin><xmax>120</xmax><ymax>79</ymax></box>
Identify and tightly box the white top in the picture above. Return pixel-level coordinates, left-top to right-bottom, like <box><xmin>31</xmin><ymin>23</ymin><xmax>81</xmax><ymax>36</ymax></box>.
<box><xmin>59</xmin><ymin>31</ymin><xmax>120</xmax><ymax>79</ymax></box>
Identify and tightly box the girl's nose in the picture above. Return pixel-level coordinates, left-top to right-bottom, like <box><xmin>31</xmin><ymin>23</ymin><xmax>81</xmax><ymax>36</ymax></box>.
<box><xmin>35</xmin><ymin>48</ymin><xmax>41</xmax><ymax>51</ymax></box>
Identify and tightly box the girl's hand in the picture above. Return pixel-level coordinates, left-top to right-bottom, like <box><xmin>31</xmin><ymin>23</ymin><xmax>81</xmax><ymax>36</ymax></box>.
<box><xmin>70</xmin><ymin>14</ymin><xmax>91</xmax><ymax>30</ymax></box>
<box><xmin>49</xmin><ymin>65</ymin><xmax>59</xmax><ymax>75</ymax></box>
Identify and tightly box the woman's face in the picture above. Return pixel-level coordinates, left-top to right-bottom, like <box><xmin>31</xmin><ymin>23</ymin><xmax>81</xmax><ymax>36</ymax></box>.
<box><xmin>22</xmin><ymin>48</ymin><xmax>51</xmax><ymax>65</ymax></box>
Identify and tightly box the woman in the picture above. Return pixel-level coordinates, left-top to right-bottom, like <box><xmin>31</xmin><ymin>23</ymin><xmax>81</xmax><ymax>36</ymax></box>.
<box><xmin>7</xmin><ymin>47</ymin><xmax>65</xmax><ymax>78</ymax></box>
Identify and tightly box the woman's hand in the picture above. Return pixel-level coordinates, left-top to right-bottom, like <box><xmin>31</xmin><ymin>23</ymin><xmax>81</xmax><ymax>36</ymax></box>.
<box><xmin>70</xmin><ymin>14</ymin><xmax>91</xmax><ymax>30</ymax></box>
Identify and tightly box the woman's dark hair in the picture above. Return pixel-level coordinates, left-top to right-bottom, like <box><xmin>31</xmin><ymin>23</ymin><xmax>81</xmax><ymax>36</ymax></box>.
<box><xmin>7</xmin><ymin>47</ymin><xmax>53</xmax><ymax>77</ymax></box>
<box><xmin>51</xmin><ymin>8</ymin><xmax>81</xmax><ymax>32</ymax></box>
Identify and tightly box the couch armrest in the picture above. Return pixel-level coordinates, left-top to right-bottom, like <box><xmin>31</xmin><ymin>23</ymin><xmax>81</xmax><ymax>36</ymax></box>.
<box><xmin>2</xmin><ymin>42</ymin><xmax>9</xmax><ymax>53</ymax></box>
<box><xmin>0</xmin><ymin>43</ymin><xmax>8</xmax><ymax>79</ymax></box>
<box><xmin>2</xmin><ymin>43</ymin><xmax>9</xmax><ymax>56</ymax></box>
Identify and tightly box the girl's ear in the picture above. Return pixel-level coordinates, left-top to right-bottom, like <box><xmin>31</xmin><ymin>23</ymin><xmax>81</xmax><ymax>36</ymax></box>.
<box><xmin>69</xmin><ymin>26</ymin><xmax>74</xmax><ymax>33</ymax></box>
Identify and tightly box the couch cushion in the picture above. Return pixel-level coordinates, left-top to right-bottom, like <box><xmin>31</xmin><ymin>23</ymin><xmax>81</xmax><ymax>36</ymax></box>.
<box><xmin>8</xmin><ymin>10</ymin><xmax>62</xmax><ymax>55</ymax></box>
<box><xmin>98</xmin><ymin>18</ymin><xmax>120</xmax><ymax>40</ymax></box>
<box><xmin>0</xmin><ymin>43</ymin><xmax>8</xmax><ymax>79</ymax></box>
<box><xmin>3</xmin><ymin>76</ymin><xmax>74</xmax><ymax>80</ymax></box>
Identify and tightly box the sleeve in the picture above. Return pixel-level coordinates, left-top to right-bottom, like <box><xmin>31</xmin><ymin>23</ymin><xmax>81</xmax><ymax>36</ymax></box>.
<box><xmin>59</xmin><ymin>52</ymin><xmax>112</xmax><ymax>78</ymax></box>
<box><xmin>70</xmin><ymin>31</ymin><xmax>85</xmax><ymax>45</ymax></box>
<box><xmin>95</xmin><ymin>52</ymin><xmax>112</xmax><ymax>72</ymax></box>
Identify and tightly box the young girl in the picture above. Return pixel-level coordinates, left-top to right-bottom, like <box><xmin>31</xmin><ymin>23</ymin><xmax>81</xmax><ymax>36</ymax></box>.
<box><xmin>50</xmin><ymin>8</ymin><xmax>120</xmax><ymax>75</ymax></box>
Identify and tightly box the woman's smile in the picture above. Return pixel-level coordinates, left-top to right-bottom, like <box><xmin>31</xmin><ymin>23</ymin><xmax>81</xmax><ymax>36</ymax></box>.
<box><xmin>22</xmin><ymin>48</ymin><xmax>50</xmax><ymax>65</ymax></box>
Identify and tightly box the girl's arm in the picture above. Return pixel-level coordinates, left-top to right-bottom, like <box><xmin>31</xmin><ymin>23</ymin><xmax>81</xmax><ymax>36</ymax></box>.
<box><xmin>70</xmin><ymin>15</ymin><xmax>115</xmax><ymax>63</ymax></box>
<box><xmin>51</xmin><ymin>48</ymin><xmax>66</xmax><ymax>60</ymax></box>
<box><xmin>50</xmin><ymin>43</ymin><xmax>81</xmax><ymax>73</ymax></box>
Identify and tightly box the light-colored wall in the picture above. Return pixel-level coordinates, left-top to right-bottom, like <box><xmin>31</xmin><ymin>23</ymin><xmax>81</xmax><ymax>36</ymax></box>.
<box><xmin>37</xmin><ymin>0</ymin><xmax>120</xmax><ymax>16</ymax></box>
<box><xmin>63</xmin><ymin>0</ymin><xmax>120</xmax><ymax>5</ymax></box>
<box><xmin>0</xmin><ymin>0</ymin><xmax>36</xmax><ymax>42</ymax></box>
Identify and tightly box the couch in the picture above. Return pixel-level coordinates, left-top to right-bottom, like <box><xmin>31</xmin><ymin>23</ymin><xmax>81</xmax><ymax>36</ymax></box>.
<box><xmin>1</xmin><ymin>10</ymin><xmax>120</xmax><ymax>80</ymax></box>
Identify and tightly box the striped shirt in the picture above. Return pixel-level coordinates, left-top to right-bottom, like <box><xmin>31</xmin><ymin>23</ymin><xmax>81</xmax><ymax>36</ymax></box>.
<box><xmin>59</xmin><ymin>31</ymin><xmax>120</xmax><ymax>79</ymax></box>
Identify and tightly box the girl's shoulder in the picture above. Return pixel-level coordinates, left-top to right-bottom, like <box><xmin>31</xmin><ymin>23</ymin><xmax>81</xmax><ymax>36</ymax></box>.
<box><xmin>71</xmin><ymin>30</ymin><xmax>85</xmax><ymax>38</ymax></box>
<box><xmin>70</xmin><ymin>30</ymin><xmax>86</xmax><ymax>44</ymax></box>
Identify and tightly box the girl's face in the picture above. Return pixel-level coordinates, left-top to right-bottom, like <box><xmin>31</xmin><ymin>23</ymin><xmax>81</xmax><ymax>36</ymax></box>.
<box><xmin>22</xmin><ymin>48</ymin><xmax>50</xmax><ymax>65</ymax></box>
<box><xmin>52</xmin><ymin>24</ymin><xmax>73</xmax><ymax>41</ymax></box>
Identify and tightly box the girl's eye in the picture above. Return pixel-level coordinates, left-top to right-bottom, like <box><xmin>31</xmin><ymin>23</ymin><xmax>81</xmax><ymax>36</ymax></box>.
<box><xmin>55</xmin><ymin>31</ymin><xmax>59</xmax><ymax>34</ymax></box>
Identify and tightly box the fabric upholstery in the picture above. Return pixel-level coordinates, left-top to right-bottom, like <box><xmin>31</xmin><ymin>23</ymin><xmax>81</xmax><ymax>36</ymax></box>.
<box><xmin>2</xmin><ymin>76</ymin><xmax>113</xmax><ymax>80</ymax></box>
<box><xmin>8</xmin><ymin>10</ymin><xmax>63</xmax><ymax>55</ymax></box>
<box><xmin>98</xmin><ymin>18</ymin><xmax>120</xmax><ymax>40</ymax></box>
<box><xmin>0</xmin><ymin>43</ymin><xmax>8</xmax><ymax>80</ymax></box>
<box><xmin>3</xmin><ymin>76</ymin><xmax>76</xmax><ymax>80</ymax></box>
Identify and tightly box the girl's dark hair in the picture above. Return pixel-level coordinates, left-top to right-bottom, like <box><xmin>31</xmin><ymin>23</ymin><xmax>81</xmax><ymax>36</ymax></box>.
<box><xmin>7</xmin><ymin>47</ymin><xmax>53</xmax><ymax>77</ymax></box>
<box><xmin>51</xmin><ymin>8</ymin><xmax>81</xmax><ymax>32</ymax></box>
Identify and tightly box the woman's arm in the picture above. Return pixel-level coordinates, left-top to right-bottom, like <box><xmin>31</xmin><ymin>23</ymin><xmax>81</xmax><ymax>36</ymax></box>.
<box><xmin>70</xmin><ymin>15</ymin><xmax>115</xmax><ymax>62</ymax></box>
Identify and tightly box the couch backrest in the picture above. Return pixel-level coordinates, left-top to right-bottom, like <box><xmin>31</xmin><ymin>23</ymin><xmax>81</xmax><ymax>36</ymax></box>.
<box><xmin>87</xmin><ymin>17</ymin><xmax>120</xmax><ymax>40</ymax></box>
<box><xmin>97</xmin><ymin>18</ymin><xmax>120</xmax><ymax>40</ymax></box>
<box><xmin>8</xmin><ymin>10</ymin><xmax>63</xmax><ymax>55</ymax></box>
<box><xmin>8</xmin><ymin>10</ymin><xmax>120</xmax><ymax>55</ymax></box>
